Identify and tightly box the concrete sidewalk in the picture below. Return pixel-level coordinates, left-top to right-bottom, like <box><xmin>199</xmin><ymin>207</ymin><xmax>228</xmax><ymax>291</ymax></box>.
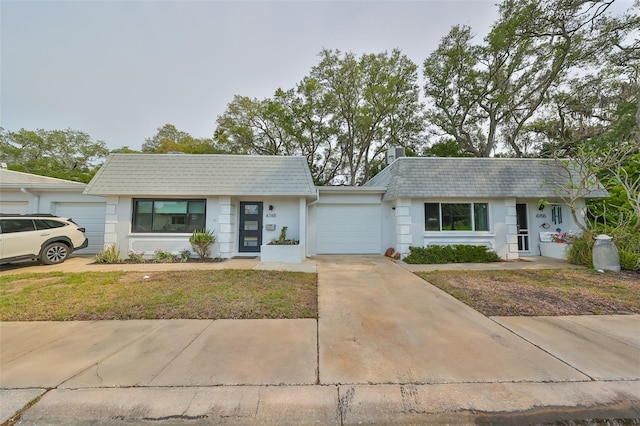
<box><xmin>1</xmin><ymin>255</ymin><xmax>639</xmax><ymax>424</ymax></box>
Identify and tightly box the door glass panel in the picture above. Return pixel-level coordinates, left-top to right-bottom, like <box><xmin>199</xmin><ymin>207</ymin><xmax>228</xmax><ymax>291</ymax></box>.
<box><xmin>244</xmin><ymin>204</ymin><xmax>259</xmax><ymax>215</ymax></box>
<box><xmin>243</xmin><ymin>237</ymin><xmax>258</xmax><ymax>247</ymax></box>
<box><xmin>244</xmin><ymin>221</ymin><xmax>258</xmax><ymax>231</ymax></box>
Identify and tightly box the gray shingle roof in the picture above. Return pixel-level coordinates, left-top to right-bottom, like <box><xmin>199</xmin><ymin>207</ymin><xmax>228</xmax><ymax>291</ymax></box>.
<box><xmin>0</xmin><ymin>169</ymin><xmax>86</xmax><ymax>188</ymax></box>
<box><xmin>84</xmin><ymin>154</ymin><xmax>316</xmax><ymax>197</ymax></box>
<box><xmin>364</xmin><ymin>157</ymin><xmax>609</xmax><ymax>200</ymax></box>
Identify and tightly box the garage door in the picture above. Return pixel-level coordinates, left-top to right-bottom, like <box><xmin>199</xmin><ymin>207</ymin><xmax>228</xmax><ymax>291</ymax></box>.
<box><xmin>0</xmin><ymin>201</ymin><xmax>29</xmax><ymax>214</ymax></box>
<box><xmin>317</xmin><ymin>204</ymin><xmax>381</xmax><ymax>254</ymax></box>
<box><xmin>54</xmin><ymin>202</ymin><xmax>106</xmax><ymax>254</ymax></box>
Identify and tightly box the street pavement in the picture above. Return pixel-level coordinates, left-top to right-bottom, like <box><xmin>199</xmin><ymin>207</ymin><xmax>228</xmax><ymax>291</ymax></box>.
<box><xmin>0</xmin><ymin>255</ymin><xmax>638</xmax><ymax>424</ymax></box>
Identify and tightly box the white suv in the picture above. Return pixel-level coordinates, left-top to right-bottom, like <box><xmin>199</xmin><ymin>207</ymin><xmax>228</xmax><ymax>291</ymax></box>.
<box><xmin>0</xmin><ymin>214</ymin><xmax>88</xmax><ymax>265</ymax></box>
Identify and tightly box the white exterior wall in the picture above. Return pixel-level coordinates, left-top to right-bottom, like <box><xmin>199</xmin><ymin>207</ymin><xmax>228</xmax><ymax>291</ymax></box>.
<box><xmin>520</xmin><ymin>198</ymin><xmax>585</xmax><ymax>256</ymax></box>
<box><xmin>403</xmin><ymin>198</ymin><xmax>514</xmax><ymax>260</ymax></box>
<box><xmin>0</xmin><ymin>189</ymin><xmax>104</xmax><ymax>214</ymax></box>
<box><xmin>105</xmin><ymin>196</ymin><xmax>305</xmax><ymax>259</ymax></box>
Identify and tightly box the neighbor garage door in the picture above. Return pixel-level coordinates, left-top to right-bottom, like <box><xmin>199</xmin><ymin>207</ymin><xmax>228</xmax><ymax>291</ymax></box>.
<box><xmin>54</xmin><ymin>202</ymin><xmax>106</xmax><ymax>254</ymax></box>
<box><xmin>0</xmin><ymin>201</ymin><xmax>29</xmax><ymax>214</ymax></box>
<box><xmin>317</xmin><ymin>204</ymin><xmax>381</xmax><ymax>254</ymax></box>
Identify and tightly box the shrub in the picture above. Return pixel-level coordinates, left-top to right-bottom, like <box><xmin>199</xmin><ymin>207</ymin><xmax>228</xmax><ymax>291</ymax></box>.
<box><xmin>269</xmin><ymin>226</ymin><xmax>299</xmax><ymax>245</ymax></box>
<box><xmin>189</xmin><ymin>229</ymin><xmax>216</xmax><ymax>259</ymax></box>
<box><xmin>154</xmin><ymin>249</ymin><xmax>176</xmax><ymax>263</ymax></box>
<box><xmin>179</xmin><ymin>249</ymin><xmax>191</xmax><ymax>263</ymax></box>
<box><xmin>95</xmin><ymin>244</ymin><xmax>122</xmax><ymax>264</ymax></box>
<box><xmin>567</xmin><ymin>226</ymin><xmax>639</xmax><ymax>271</ymax></box>
<box><xmin>127</xmin><ymin>251</ymin><xmax>146</xmax><ymax>263</ymax></box>
<box><xmin>404</xmin><ymin>245</ymin><xmax>500</xmax><ymax>264</ymax></box>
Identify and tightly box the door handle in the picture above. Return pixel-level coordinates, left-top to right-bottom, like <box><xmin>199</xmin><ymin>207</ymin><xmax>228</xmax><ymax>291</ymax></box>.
<box><xmin>40</xmin><ymin>233</ymin><xmax>51</xmax><ymax>236</ymax></box>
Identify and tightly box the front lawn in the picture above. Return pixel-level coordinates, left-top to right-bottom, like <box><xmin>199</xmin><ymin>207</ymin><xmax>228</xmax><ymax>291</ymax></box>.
<box><xmin>0</xmin><ymin>270</ymin><xmax>317</xmax><ymax>321</ymax></box>
<box><xmin>416</xmin><ymin>269</ymin><xmax>640</xmax><ymax>316</ymax></box>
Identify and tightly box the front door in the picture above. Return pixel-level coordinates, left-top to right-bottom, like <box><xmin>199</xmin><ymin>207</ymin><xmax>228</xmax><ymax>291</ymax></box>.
<box><xmin>516</xmin><ymin>203</ymin><xmax>530</xmax><ymax>252</ymax></box>
<box><xmin>239</xmin><ymin>202</ymin><xmax>263</xmax><ymax>253</ymax></box>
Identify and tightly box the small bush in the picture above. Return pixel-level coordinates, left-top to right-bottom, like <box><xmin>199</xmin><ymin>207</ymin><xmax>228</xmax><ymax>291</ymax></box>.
<box><xmin>179</xmin><ymin>249</ymin><xmax>191</xmax><ymax>263</ymax></box>
<box><xmin>189</xmin><ymin>229</ymin><xmax>216</xmax><ymax>259</ymax></box>
<box><xmin>269</xmin><ymin>226</ymin><xmax>299</xmax><ymax>245</ymax></box>
<box><xmin>567</xmin><ymin>226</ymin><xmax>639</xmax><ymax>271</ymax></box>
<box><xmin>127</xmin><ymin>251</ymin><xmax>146</xmax><ymax>263</ymax></box>
<box><xmin>404</xmin><ymin>245</ymin><xmax>501</xmax><ymax>264</ymax></box>
<box><xmin>154</xmin><ymin>249</ymin><xmax>176</xmax><ymax>263</ymax></box>
<box><xmin>95</xmin><ymin>244</ymin><xmax>122</xmax><ymax>264</ymax></box>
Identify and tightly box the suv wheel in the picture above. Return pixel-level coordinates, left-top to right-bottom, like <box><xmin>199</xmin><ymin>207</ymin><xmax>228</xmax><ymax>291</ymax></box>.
<box><xmin>41</xmin><ymin>242</ymin><xmax>70</xmax><ymax>265</ymax></box>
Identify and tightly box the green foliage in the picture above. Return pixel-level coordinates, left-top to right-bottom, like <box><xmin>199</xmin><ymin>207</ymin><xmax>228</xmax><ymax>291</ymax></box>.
<box><xmin>0</xmin><ymin>127</ymin><xmax>109</xmax><ymax>182</ymax></box>
<box><xmin>189</xmin><ymin>229</ymin><xmax>216</xmax><ymax>259</ymax></box>
<box><xmin>179</xmin><ymin>249</ymin><xmax>191</xmax><ymax>263</ymax></box>
<box><xmin>278</xmin><ymin>226</ymin><xmax>288</xmax><ymax>243</ymax></box>
<box><xmin>404</xmin><ymin>245</ymin><xmax>501</xmax><ymax>264</ymax></box>
<box><xmin>567</xmin><ymin>227</ymin><xmax>640</xmax><ymax>272</ymax></box>
<box><xmin>127</xmin><ymin>251</ymin><xmax>146</xmax><ymax>263</ymax></box>
<box><xmin>269</xmin><ymin>226</ymin><xmax>299</xmax><ymax>245</ymax></box>
<box><xmin>95</xmin><ymin>244</ymin><xmax>122</xmax><ymax>264</ymax></box>
<box><xmin>143</xmin><ymin>124</ymin><xmax>222</xmax><ymax>154</ymax></box>
<box><xmin>154</xmin><ymin>249</ymin><xmax>176</xmax><ymax>263</ymax></box>
<box><xmin>215</xmin><ymin>49</ymin><xmax>425</xmax><ymax>185</ymax></box>
<box><xmin>422</xmin><ymin>0</ymin><xmax>629</xmax><ymax>157</ymax></box>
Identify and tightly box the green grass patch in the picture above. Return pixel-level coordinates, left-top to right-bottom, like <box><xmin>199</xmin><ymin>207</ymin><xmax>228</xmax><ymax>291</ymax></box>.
<box><xmin>0</xmin><ymin>270</ymin><xmax>317</xmax><ymax>321</ymax></box>
<box><xmin>416</xmin><ymin>269</ymin><xmax>640</xmax><ymax>316</ymax></box>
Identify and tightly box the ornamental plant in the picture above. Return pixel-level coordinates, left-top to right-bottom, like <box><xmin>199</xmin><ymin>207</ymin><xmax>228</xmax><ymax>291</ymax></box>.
<box><xmin>189</xmin><ymin>229</ymin><xmax>216</xmax><ymax>259</ymax></box>
<box><xmin>551</xmin><ymin>232</ymin><xmax>572</xmax><ymax>243</ymax></box>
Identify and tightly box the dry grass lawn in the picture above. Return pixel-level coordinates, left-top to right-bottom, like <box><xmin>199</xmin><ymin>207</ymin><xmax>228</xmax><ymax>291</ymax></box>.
<box><xmin>416</xmin><ymin>269</ymin><xmax>640</xmax><ymax>316</ymax></box>
<box><xmin>0</xmin><ymin>270</ymin><xmax>317</xmax><ymax>321</ymax></box>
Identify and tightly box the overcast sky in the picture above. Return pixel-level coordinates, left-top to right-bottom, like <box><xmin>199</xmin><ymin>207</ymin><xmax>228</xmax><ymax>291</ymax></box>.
<box><xmin>3</xmin><ymin>1</ymin><xmax>506</xmax><ymax>150</ymax></box>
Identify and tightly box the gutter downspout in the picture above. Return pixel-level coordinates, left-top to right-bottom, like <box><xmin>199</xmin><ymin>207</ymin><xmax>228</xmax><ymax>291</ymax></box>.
<box><xmin>20</xmin><ymin>187</ymin><xmax>40</xmax><ymax>212</ymax></box>
<box><xmin>305</xmin><ymin>189</ymin><xmax>320</xmax><ymax>258</ymax></box>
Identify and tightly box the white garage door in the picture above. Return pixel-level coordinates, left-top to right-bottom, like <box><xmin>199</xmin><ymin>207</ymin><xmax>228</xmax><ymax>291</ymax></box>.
<box><xmin>54</xmin><ymin>202</ymin><xmax>106</xmax><ymax>254</ymax></box>
<box><xmin>317</xmin><ymin>204</ymin><xmax>381</xmax><ymax>254</ymax></box>
<box><xmin>0</xmin><ymin>201</ymin><xmax>29</xmax><ymax>214</ymax></box>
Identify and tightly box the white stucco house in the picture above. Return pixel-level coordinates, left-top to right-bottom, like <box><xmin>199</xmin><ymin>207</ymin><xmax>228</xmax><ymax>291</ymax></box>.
<box><xmin>0</xmin><ymin>169</ymin><xmax>106</xmax><ymax>253</ymax></box>
<box><xmin>82</xmin><ymin>153</ymin><xmax>608</xmax><ymax>262</ymax></box>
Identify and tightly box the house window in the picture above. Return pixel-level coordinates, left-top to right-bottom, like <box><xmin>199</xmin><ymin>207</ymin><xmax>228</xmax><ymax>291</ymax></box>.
<box><xmin>424</xmin><ymin>203</ymin><xmax>489</xmax><ymax>231</ymax></box>
<box><xmin>132</xmin><ymin>199</ymin><xmax>206</xmax><ymax>233</ymax></box>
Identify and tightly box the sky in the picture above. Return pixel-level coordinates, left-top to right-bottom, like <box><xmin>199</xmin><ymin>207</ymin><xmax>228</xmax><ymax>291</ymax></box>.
<box><xmin>3</xmin><ymin>0</ymin><xmax>506</xmax><ymax>151</ymax></box>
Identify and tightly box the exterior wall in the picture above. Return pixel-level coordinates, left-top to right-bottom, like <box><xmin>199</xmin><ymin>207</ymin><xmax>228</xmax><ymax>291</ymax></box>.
<box><xmin>104</xmin><ymin>195</ymin><xmax>305</xmax><ymax>259</ymax></box>
<box><xmin>519</xmin><ymin>198</ymin><xmax>585</xmax><ymax>256</ymax></box>
<box><xmin>402</xmin><ymin>198</ymin><xmax>514</xmax><ymax>260</ymax></box>
<box><xmin>0</xmin><ymin>189</ymin><xmax>104</xmax><ymax>214</ymax></box>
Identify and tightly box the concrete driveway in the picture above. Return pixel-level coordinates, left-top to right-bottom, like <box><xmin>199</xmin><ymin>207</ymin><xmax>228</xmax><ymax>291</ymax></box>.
<box><xmin>318</xmin><ymin>256</ymin><xmax>590</xmax><ymax>384</ymax></box>
<box><xmin>1</xmin><ymin>255</ymin><xmax>639</xmax><ymax>424</ymax></box>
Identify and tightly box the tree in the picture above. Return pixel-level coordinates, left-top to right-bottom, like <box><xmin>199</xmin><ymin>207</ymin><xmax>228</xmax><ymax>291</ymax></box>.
<box><xmin>0</xmin><ymin>127</ymin><xmax>109</xmax><ymax>182</ymax></box>
<box><xmin>423</xmin><ymin>0</ymin><xmax>616</xmax><ymax>157</ymax></box>
<box><xmin>143</xmin><ymin>124</ymin><xmax>221</xmax><ymax>154</ymax></box>
<box><xmin>215</xmin><ymin>49</ymin><xmax>425</xmax><ymax>185</ymax></box>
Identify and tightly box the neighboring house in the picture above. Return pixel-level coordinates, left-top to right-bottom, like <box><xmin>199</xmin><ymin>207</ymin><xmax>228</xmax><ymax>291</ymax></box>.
<box><xmin>0</xmin><ymin>169</ymin><xmax>106</xmax><ymax>253</ymax></box>
<box><xmin>363</xmin><ymin>157</ymin><xmax>609</xmax><ymax>260</ymax></box>
<box><xmin>84</xmin><ymin>153</ymin><xmax>608</xmax><ymax>262</ymax></box>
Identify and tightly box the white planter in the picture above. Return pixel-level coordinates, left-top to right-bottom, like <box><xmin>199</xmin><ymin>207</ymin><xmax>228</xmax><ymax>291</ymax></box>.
<box><xmin>260</xmin><ymin>243</ymin><xmax>306</xmax><ymax>263</ymax></box>
<box><xmin>539</xmin><ymin>242</ymin><xmax>568</xmax><ymax>259</ymax></box>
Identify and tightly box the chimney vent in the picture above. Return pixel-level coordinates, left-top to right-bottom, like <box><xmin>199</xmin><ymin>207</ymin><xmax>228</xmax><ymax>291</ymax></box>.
<box><xmin>385</xmin><ymin>146</ymin><xmax>405</xmax><ymax>165</ymax></box>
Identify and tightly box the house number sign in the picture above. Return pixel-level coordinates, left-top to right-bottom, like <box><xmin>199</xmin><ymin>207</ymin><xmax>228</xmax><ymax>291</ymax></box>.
<box><xmin>266</xmin><ymin>213</ymin><xmax>277</xmax><ymax>218</ymax></box>
<box><xmin>536</xmin><ymin>213</ymin><xmax>547</xmax><ymax>218</ymax></box>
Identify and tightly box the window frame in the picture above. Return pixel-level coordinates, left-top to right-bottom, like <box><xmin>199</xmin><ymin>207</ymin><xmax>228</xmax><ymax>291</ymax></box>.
<box><xmin>424</xmin><ymin>202</ymin><xmax>490</xmax><ymax>232</ymax></box>
<box><xmin>131</xmin><ymin>198</ymin><xmax>206</xmax><ymax>234</ymax></box>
